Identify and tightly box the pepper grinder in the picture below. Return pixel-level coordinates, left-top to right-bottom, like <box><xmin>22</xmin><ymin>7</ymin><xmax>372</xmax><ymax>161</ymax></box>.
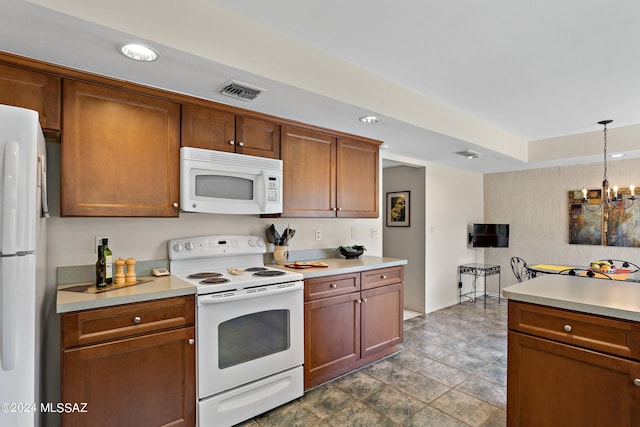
<box><xmin>125</xmin><ymin>257</ymin><xmax>137</xmax><ymax>284</ymax></box>
<box><xmin>114</xmin><ymin>258</ymin><xmax>126</xmax><ymax>285</ymax></box>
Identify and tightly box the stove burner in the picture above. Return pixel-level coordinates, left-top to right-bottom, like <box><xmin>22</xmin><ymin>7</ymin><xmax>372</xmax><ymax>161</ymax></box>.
<box><xmin>253</xmin><ymin>270</ymin><xmax>286</xmax><ymax>277</ymax></box>
<box><xmin>244</xmin><ymin>267</ymin><xmax>268</xmax><ymax>272</ymax></box>
<box><xmin>188</xmin><ymin>272</ymin><xmax>223</xmax><ymax>279</ymax></box>
<box><xmin>199</xmin><ymin>277</ymin><xmax>231</xmax><ymax>285</ymax></box>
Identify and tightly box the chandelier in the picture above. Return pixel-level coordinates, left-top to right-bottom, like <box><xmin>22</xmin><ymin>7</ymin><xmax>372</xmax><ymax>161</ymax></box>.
<box><xmin>582</xmin><ymin>120</ymin><xmax>636</xmax><ymax>211</ymax></box>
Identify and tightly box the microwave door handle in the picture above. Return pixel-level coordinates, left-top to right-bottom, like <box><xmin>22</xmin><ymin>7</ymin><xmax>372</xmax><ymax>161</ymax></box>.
<box><xmin>258</xmin><ymin>170</ymin><xmax>268</xmax><ymax>212</ymax></box>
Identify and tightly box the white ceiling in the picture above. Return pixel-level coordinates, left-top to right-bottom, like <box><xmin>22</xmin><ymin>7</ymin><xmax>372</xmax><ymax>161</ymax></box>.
<box><xmin>3</xmin><ymin>0</ymin><xmax>640</xmax><ymax>173</ymax></box>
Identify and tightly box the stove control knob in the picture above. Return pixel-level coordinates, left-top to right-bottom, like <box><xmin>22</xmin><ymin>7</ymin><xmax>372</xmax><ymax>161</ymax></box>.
<box><xmin>185</xmin><ymin>241</ymin><xmax>195</xmax><ymax>251</ymax></box>
<box><xmin>248</xmin><ymin>239</ymin><xmax>255</xmax><ymax>247</ymax></box>
<box><xmin>173</xmin><ymin>243</ymin><xmax>184</xmax><ymax>252</ymax></box>
<box><xmin>256</xmin><ymin>239</ymin><xmax>264</xmax><ymax>247</ymax></box>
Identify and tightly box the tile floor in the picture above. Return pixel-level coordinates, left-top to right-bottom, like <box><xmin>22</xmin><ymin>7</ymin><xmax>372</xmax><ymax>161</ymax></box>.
<box><xmin>238</xmin><ymin>296</ymin><xmax>508</xmax><ymax>426</ymax></box>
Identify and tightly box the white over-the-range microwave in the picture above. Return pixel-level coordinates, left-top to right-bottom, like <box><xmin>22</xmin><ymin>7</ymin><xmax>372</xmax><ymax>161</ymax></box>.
<box><xmin>180</xmin><ymin>147</ymin><xmax>283</xmax><ymax>215</ymax></box>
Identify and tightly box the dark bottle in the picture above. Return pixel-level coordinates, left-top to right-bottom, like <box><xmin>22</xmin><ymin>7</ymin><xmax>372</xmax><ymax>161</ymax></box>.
<box><xmin>96</xmin><ymin>245</ymin><xmax>107</xmax><ymax>289</ymax></box>
<box><xmin>102</xmin><ymin>238</ymin><xmax>113</xmax><ymax>285</ymax></box>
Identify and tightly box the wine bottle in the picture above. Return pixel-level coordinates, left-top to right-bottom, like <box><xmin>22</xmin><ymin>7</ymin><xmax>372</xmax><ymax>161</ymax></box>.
<box><xmin>96</xmin><ymin>245</ymin><xmax>107</xmax><ymax>289</ymax></box>
<box><xmin>102</xmin><ymin>238</ymin><xmax>113</xmax><ymax>285</ymax></box>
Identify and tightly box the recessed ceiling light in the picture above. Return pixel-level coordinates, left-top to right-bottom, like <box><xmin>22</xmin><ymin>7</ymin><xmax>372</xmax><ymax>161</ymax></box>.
<box><xmin>359</xmin><ymin>115</ymin><xmax>382</xmax><ymax>124</ymax></box>
<box><xmin>120</xmin><ymin>43</ymin><xmax>158</xmax><ymax>62</ymax></box>
<box><xmin>608</xmin><ymin>153</ymin><xmax>625</xmax><ymax>158</ymax></box>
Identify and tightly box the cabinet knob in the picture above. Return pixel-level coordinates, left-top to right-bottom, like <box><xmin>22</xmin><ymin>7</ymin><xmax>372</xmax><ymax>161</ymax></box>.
<box><xmin>133</xmin><ymin>316</ymin><xmax>142</xmax><ymax>324</ymax></box>
<box><xmin>563</xmin><ymin>324</ymin><xmax>572</xmax><ymax>333</ymax></box>
<box><xmin>172</xmin><ymin>202</ymin><xmax>179</xmax><ymax>209</ymax></box>
<box><xmin>188</xmin><ymin>339</ymin><xmax>195</xmax><ymax>345</ymax></box>
<box><xmin>330</xmin><ymin>284</ymin><xmax>337</xmax><ymax>289</ymax></box>
<box><xmin>634</xmin><ymin>379</ymin><xmax>640</xmax><ymax>387</ymax></box>
<box><xmin>229</xmin><ymin>140</ymin><xmax>235</xmax><ymax>145</ymax></box>
<box><xmin>337</xmin><ymin>207</ymin><xmax>343</xmax><ymax>211</ymax></box>
<box><xmin>381</xmin><ymin>275</ymin><xmax>387</xmax><ymax>279</ymax></box>
<box><xmin>238</xmin><ymin>141</ymin><xmax>244</xmax><ymax>147</ymax></box>
<box><xmin>363</xmin><ymin>298</ymin><xmax>368</xmax><ymax>303</ymax></box>
<box><xmin>357</xmin><ymin>299</ymin><xmax>362</xmax><ymax>304</ymax></box>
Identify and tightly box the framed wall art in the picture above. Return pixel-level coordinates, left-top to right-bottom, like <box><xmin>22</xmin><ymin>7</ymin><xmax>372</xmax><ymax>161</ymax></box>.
<box><xmin>386</xmin><ymin>191</ymin><xmax>410</xmax><ymax>227</ymax></box>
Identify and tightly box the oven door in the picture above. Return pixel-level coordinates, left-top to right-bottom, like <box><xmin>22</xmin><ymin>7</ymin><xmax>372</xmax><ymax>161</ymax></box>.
<box><xmin>197</xmin><ymin>281</ymin><xmax>303</xmax><ymax>398</ymax></box>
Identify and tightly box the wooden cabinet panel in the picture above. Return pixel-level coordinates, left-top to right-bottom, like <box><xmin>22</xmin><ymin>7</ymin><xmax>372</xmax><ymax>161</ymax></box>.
<box><xmin>508</xmin><ymin>331</ymin><xmax>640</xmax><ymax>427</ymax></box>
<box><xmin>303</xmin><ymin>267</ymin><xmax>404</xmax><ymax>389</ymax></box>
<box><xmin>361</xmin><ymin>283</ymin><xmax>403</xmax><ymax>358</ymax></box>
<box><xmin>181</xmin><ymin>104</ymin><xmax>235</xmax><ymax>152</ymax></box>
<box><xmin>281</xmin><ymin>126</ymin><xmax>336</xmax><ymax>217</ymax></box>
<box><xmin>182</xmin><ymin>104</ymin><xmax>280</xmax><ymax>158</ymax></box>
<box><xmin>236</xmin><ymin>116</ymin><xmax>280</xmax><ymax>158</ymax></box>
<box><xmin>509</xmin><ymin>301</ymin><xmax>640</xmax><ymax>361</ymax></box>
<box><xmin>62</xmin><ymin>296</ymin><xmax>195</xmax><ymax>348</ymax></box>
<box><xmin>61</xmin><ymin>80</ymin><xmax>180</xmax><ymax>217</ymax></box>
<box><xmin>304</xmin><ymin>273</ymin><xmax>360</xmax><ymax>301</ymax></box>
<box><xmin>62</xmin><ymin>327</ymin><xmax>196</xmax><ymax>427</ymax></box>
<box><xmin>304</xmin><ymin>292</ymin><xmax>360</xmax><ymax>388</ymax></box>
<box><xmin>336</xmin><ymin>137</ymin><xmax>379</xmax><ymax>218</ymax></box>
<box><xmin>361</xmin><ymin>266</ymin><xmax>404</xmax><ymax>290</ymax></box>
<box><xmin>0</xmin><ymin>63</ymin><xmax>60</xmax><ymax>135</ymax></box>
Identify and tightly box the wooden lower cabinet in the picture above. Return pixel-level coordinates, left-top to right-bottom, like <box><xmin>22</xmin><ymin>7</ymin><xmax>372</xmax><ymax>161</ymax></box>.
<box><xmin>304</xmin><ymin>267</ymin><xmax>403</xmax><ymax>389</ymax></box>
<box><xmin>61</xmin><ymin>296</ymin><xmax>196</xmax><ymax>426</ymax></box>
<box><xmin>507</xmin><ymin>301</ymin><xmax>640</xmax><ymax>426</ymax></box>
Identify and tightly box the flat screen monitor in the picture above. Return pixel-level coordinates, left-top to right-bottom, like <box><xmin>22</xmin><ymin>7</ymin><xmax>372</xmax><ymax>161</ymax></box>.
<box><xmin>471</xmin><ymin>223</ymin><xmax>509</xmax><ymax>248</ymax></box>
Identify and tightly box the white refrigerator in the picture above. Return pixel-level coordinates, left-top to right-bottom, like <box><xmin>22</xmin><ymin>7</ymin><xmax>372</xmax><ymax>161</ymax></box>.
<box><xmin>0</xmin><ymin>104</ymin><xmax>49</xmax><ymax>427</ymax></box>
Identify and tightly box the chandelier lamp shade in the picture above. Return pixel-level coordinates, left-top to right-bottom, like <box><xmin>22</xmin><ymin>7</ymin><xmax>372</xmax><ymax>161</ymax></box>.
<box><xmin>582</xmin><ymin>120</ymin><xmax>636</xmax><ymax>211</ymax></box>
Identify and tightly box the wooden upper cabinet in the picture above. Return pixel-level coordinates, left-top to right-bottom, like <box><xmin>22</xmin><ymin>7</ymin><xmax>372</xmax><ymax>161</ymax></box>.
<box><xmin>281</xmin><ymin>126</ymin><xmax>337</xmax><ymax>217</ymax></box>
<box><xmin>0</xmin><ymin>63</ymin><xmax>61</xmax><ymax>137</ymax></box>
<box><xmin>337</xmin><ymin>137</ymin><xmax>379</xmax><ymax>218</ymax></box>
<box><xmin>61</xmin><ymin>80</ymin><xmax>180</xmax><ymax>217</ymax></box>
<box><xmin>181</xmin><ymin>104</ymin><xmax>280</xmax><ymax>158</ymax></box>
<box><xmin>281</xmin><ymin>125</ymin><xmax>381</xmax><ymax>218</ymax></box>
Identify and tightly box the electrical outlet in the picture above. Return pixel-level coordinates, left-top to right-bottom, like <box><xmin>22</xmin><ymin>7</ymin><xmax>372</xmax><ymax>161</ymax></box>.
<box><xmin>370</xmin><ymin>228</ymin><xmax>378</xmax><ymax>238</ymax></box>
<box><xmin>315</xmin><ymin>229</ymin><xmax>322</xmax><ymax>241</ymax></box>
<box><xmin>351</xmin><ymin>227</ymin><xmax>357</xmax><ymax>238</ymax></box>
<box><xmin>95</xmin><ymin>235</ymin><xmax>108</xmax><ymax>253</ymax></box>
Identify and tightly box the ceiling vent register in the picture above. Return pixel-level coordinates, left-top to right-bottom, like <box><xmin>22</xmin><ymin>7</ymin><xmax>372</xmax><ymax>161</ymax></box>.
<box><xmin>455</xmin><ymin>149</ymin><xmax>480</xmax><ymax>159</ymax></box>
<box><xmin>219</xmin><ymin>80</ymin><xmax>264</xmax><ymax>101</ymax></box>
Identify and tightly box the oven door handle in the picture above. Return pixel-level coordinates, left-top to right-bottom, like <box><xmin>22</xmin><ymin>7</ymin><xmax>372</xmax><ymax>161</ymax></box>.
<box><xmin>198</xmin><ymin>282</ymin><xmax>303</xmax><ymax>304</ymax></box>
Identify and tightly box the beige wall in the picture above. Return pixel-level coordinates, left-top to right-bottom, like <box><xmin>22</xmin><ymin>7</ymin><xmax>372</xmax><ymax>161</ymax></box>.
<box><xmin>383</xmin><ymin>165</ymin><xmax>426</xmax><ymax>312</ymax></box>
<box><xmin>484</xmin><ymin>158</ymin><xmax>640</xmax><ymax>292</ymax></box>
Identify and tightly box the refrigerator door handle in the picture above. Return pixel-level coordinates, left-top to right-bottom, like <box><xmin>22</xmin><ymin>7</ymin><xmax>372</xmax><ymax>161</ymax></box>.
<box><xmin>39</xmin><ymin>154</ymin><xmax>50</xmax><ymax>218</ymax></box>
<box><xmin>2</xmin><ymin>141</ymin><xmax>19</xmax><ymax>255</ymax></box>
<box><xmin>1</xmin><ymin>257</ymin><xmax>18</xmax><ymax>371</ymax></box>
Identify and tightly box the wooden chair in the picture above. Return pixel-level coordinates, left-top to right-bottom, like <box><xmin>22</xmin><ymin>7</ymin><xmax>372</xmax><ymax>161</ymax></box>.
<box><xmin>511</xmin><ymin>256</ymin><xmax>534</xmax><ymax>282</ymax></box>
<box><xmin>559</xmin><ymin>268</ymin><xmax>612</xmax><ymax>280</ymax></box>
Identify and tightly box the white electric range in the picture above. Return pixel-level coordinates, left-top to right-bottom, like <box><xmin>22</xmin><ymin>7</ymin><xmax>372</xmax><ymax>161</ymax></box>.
<box><xmin>168</xmin><ymin>234</ymin><xmax>304</xmax><ymax>427</ymax></box>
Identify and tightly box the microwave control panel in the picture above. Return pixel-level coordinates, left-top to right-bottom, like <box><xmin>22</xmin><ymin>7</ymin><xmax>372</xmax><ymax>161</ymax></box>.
<box><xmin>267</xmin><ymin>176</ymin><xmax>280</xmax><ymax>202</ymax></box>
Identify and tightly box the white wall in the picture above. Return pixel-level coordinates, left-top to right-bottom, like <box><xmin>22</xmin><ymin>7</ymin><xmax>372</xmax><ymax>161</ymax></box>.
<box><xmin>484</xmin><ymin>157</ymin><xmax>640</xmax><ymax>290</ymax></box>
<box><xmin>383</xmin><ymin>165</ymin><xmax>426</xmax><ymax>312</ymax></box>
<box><xmin>425</xmin><ymin>163</ymin><xmax>484</xmax><ymax>313</ymax></box>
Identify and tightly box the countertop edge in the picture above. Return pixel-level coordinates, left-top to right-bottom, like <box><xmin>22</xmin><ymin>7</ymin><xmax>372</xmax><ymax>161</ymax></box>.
<box><xmin>56</xmin><ymin>276</ymin><xmax>196</xmax><ymax>314</ymax></box>
<box><xmin>273</xmin><ymin>256</ymin><xmax>407</xmax><ymax>279</ymax></box>
<box><xmin>502</xmin><ymin>275</ymin><xmax>640</xmax><ymax>322</ymax></box>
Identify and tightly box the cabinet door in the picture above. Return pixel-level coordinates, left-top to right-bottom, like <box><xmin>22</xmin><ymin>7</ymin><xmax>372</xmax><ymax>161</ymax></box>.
<box><xmin>304</xmin><ymin>292</ymin><xmax>360</xmax><ymax>388</ymax></box>
<box><xmin>361</xmin><ymin>283</ymin><xmax>403</xmax><ymax>358</ymax></box>
<box><xmin>62</xmin><ymin>327</ymin><xmax>196</xmax><ymax>427</ymax></box>
<box><xmin>62</xmin><ymin>80</ymin><xmax>180</xmax><ymax>217</ymax></box>
<box><xmin>281</xmin><ymin>126</ymin><xmax>336</xmax><ymax>217</ymax></box>
<box><xmin>0</xmin><ymin>63</ymin><xmax>60</xmax><ymax>135</ymax></box>
<box><xmin>181</xmin><ymin>103</ymin><xmax>235</xmax><ymax>152</ymax></box>
<box><xmin>507</xmin><ymin>331</ymin><xmax>640</xmax><ymax>427</ymax></box>
<box><xmin>336</xmin><ymin>137</ymin><xmax>379</xmax><ymax>218</ymax></box>
<box><xmin>235</xmin><ymin>116</ymin><xmax>280</xmax><ymax>158</ymax></box>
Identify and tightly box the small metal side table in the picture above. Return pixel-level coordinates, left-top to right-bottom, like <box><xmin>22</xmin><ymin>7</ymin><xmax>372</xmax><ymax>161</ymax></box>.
<box><xmin>458</xmin><ymin>263</ymin><xmax>501</xmax><ymax>308</ymax></box>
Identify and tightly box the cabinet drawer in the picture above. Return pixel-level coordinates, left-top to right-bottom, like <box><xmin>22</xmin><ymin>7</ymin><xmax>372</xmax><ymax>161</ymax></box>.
<box><xmin>508</xmin><ymin>301</ymin><xmax>640</xmax><ymax>361</ymax></box>
<box><xmin>361</xmin><ymin>266</ymin><xmax>404</xmax><ymax>290</ymax></box>
<box><xmin>305</xmin><ymin>273</ymin><xmax>360</xmax><ymax>301</ymax></box>
<box><xmin>62</xmin><ymin>295</ymin><xmax>195</xmax><ymax>348</ymax></box>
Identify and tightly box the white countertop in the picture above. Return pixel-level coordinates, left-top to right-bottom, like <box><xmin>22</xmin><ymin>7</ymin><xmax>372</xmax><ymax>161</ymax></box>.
<box><xmin>57</xmin><ymin>275</ymin><xmax>196</xmax><ymax>313</ymax></box>
<box><xmin>502</xmin><ymin>274</ymin><xmax>640</xmax><ymax>322</ymax></box>
<box><xmin>273</xmin><ymin>255</ymin><xmax>407</xmax><ymax>279</ymax></box>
